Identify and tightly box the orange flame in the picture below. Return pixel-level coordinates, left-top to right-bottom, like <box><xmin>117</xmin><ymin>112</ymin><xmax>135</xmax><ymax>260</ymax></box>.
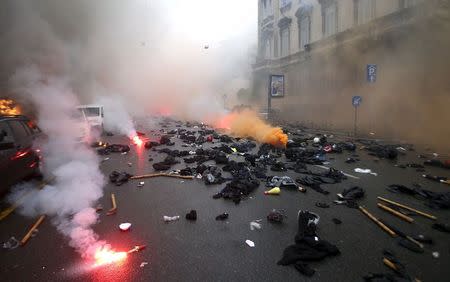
<box><xmin>94</xmin><ymin>247</ymin><xmax>127</xmax><ymax>267</ymax></box>
<box><xmin>216</xmin><ymin>109</ymin><xmax>288</xmax><ymax>147</ymax></box>
<box><xmin>0</xmin><ymin>99</ymin><xmax>22</xmax><ymax>115</ymax></box>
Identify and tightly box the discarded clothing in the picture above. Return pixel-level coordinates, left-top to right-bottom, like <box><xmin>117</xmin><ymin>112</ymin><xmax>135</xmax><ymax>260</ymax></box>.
<box><xmin>315</xmin><ymin>202</ymin><xmax>330</xmax><ymax>208</ymax></box>
<box><xmin>278</xmin><ymin>211</ymin><xmax>339</xmax><ymax>276</ymax></box>
<box><xmin>387</xmin><ymin>184</ymin><xmax>450</xmax><ymax>209</ymax></box>
<box><xmin>424</xmin><ymin>159</ymin><xmax>450</xmax><ymax>169</ymax></box>
<box><xmin>215</xmin><ymin>213</ymin><xmax>229</xmax><ymax>220</ymax></box>
<box><xmin>338</xmin><ymin>186</ymin><xmax>365</xmax><ymax>201</ymax></box>
<box><xmin>363</xmin><ymin>273</ymin><xmax>411</xmax><ymax>282</ymax></box>
<box><xmin>398</xmin><ymin>238</ymin><xmax>424</xmax><ymax>253</ymax></box>
<box><xmin>153</xmin><ymin>155</ymin><xmax>179</xmax><ymax>171</ymax></box>
<box><xmin>219</xmin><ymin>178</ymin><xmax>260</xmax><ymax>204</ymax></box>
<box><xmin>422</xmin><ymin>174</ymin><xmax>447</xmax><ymax>183</ymax></box>
<box><xmin>267</xmin><ymin>176</ymin><xmax>297</xmax><ymax>189</ymax></box>
<box><xmin>97</xmin><ymin>144</ymin><xmax>130</xmax><ymax>155</ymax></box>
<box><xmin>432</xmin><ymin>223</ymin><xmax>450</xmax><ymax>233</ymax></box>
<box><xmin>109</xmin><ymin>171</ymin><xmax>133</xmax><ymax>186</ymax></box>
<box><xmin>270</xmin><ymin>161</ymin><xmax>287</xmax><ymax>172</ymax></box>
<box><xmin>185</xmin><ymin>210</ymin><xmax>197</xmax><ymax>221</ymax></box>
<box><xmin>214</xmin><ymin>151</ymin><xmax>229</xmax><ymax>164</ymax></box>
<box><xmin>267</xmin><ymin>209</ymin><xmax>286</xmax><ymax>223</ymax></box>
<box><xmin>332</xmin><ymin>218</ymin><xmax>342</xmax><ymax>225</ymax></box>
<box><xmin>202</xmin><ymin>166</ymin><xmax>226</xmax><ymax>185</ymax></box>
<box><xmin>365</xmin><ymin>144</ymin><xmax>398</xmax><ymax>159</ymax></box>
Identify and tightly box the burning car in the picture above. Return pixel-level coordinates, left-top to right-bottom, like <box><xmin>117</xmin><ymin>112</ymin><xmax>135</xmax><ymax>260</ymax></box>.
<box><xmin>0</xmin><ymin>115</ymin><xmax>42</xmax><ymax>194</ymax></box>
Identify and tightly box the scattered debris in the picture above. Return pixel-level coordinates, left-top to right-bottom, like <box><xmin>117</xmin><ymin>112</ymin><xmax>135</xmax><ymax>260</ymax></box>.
<box><xmin>332</xmin><ymin>218</ymin><xmax>342</xmax><ymax>225</ymax></box>
<box><xmin>109</xmin><ymin>171</ymin><xmax>133</xmax><ymax>186</ymax></box>
<box><xmin>432</xmin><ymin>251</ymin><xmax>440</xmax><ymax>259</ymax></box>
<box><xmin>185</xmin><ymin>210</ymin><xmax>197</xmax><ymax>221</ymax></box>
<box><xmin>163</xmin><ymin>216</ymin><xmax>180</xmax><ymax>222</ymax></box>
<box><xmin>354</xmin><ymin>168</ymin><xmax>378</xmax><ymax>176</ymax></box>
<box><xmin>140</xmin><ymin>262</ymin><xmax>148</xmax><ymax>268</ymax></box>
<box><xmin>315</xmin><ymin>202</ymin><xmax>330</xmax><ymax>208</ymax></box>
<box><xmin>2</xmin><ymin>237</ymin><xmax>19</xmax><ymax>250</ymax></box>
<box><xmin>267</xmin><ymin>209</ymin><xmax>286</xmax><ymax>223</ymax></box>
<box><xmin>264</xmin><ymin>187</ymin><xmax>281</xmax><ymax>195</ymax></box>
<box><xmin>131</xmin><ymin>173</ymin><xmax>194</xmax><ymax>180</ymax></box>
<box><xmin>250</xmin><ymin>221</ymin><xmax>262</xmax><ymax>231</ymax></box>
<box><xmin>119</xmin><ymin>223</ymin><xmax>132</xmax><ymax>231</ymax></box>
<box><xmin>215</xmin><ymin>213</ymin><xmax>229</xmax><ymax>221</ymax></box>
<box><xmin>245</xmin><ymin>240</ymin><xmax>255</xmax><ymax>247</ymax></box>
<box><xmin>137</xmin><ymin>181</ymin><xmax>145</xmax><ymax>187</ymax></box>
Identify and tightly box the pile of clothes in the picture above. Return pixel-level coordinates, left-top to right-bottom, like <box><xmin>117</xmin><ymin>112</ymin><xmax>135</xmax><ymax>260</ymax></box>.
<box><xmin>278</xmin><ymin>211</ymin><xmax>340</xmax><ymax>276</ymax></box>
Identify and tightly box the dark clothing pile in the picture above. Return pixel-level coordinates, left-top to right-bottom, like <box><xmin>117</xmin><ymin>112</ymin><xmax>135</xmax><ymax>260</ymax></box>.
<box><xmin>270</xmin><ymin>161</ymin><xmax>287</xmax><ymax>171</ymax></box>
<box><xmin>387</xmin><ymin>184</ymin><xmax>450</xmax><ymax>209</ymax></box>
<box><xmin>296</xmin><ymin>168</ymin><xmax>347</xmax><ymax>195</ymax></box>
<box><xmin>266</xmin><ymin>176</ymin><xmax>297</xmax><ymax>189</ymax></box>
<box><xmin>365</xmin><ymin>144</ymin><xmax>398</xmax><ymax>159</ymax></box>
<box><xmin>109</xmin><ymin>171</ymin><xmax>133</xmax><ymax>186</ymax></box>
<box><xmin>202</xmin><ymin>166</ymin><xmax>227</xmax><ymax>185</ymax></box>
<box><xmin>278</xmin><ymin>211</ymin><xmax>339</xmax><ymax>277</ymax></box>
<box><xmin>285</xmin><ymin>148</ymin><xmax>325</xmax><ymax>165</ymax></box>
<box><xmin>424</xmin><ymin>159</ymin><xmax>450</xmax><ymax>169</ymax></box>
<box><xmin>97</xmin><ymin>144</ymin><xmax>130</xmax><ymax>155</ymax></box>
<box><xmin>153</xmin><ymin>155</ymin><xmax>179</xmax><ymax>171</ymax></box>
<box><xmin>215</xmin><ymin>178</ymin><xmax>260</xmax><ymax>204</ymax></box>
<box><xmin>231</xmin><ymin>141</ymin><xmax>256</xmax><ymax>153</ymax></box>
<box><xmin>267</xmin><ymin>209</ymin><xmax>286</xmax><ymax>223</ymax></box>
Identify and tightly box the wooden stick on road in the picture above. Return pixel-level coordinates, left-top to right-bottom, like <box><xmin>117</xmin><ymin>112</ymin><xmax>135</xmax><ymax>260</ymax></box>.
<box><xmin>106</xmin><ymin>193</ymin><xmax>117</xmax><ymax>215</ymax></box>
<box><xmin>130</xmin><ymin>173</ymin><xmax>194</xmax><ymax>180</ymax></box>
<box><xmin>20</xmin><ymin>215</ymin><xmax>46</xmax><ymax>246</ymax></box>
<box><xmin>359</xmin><ymin>206</ymin><xmax>397</xmax><ymax>237</ymax></box>
<box><xmin>377</xmin><ymin>197</ymin><xmax>437</xmax><ymax>220</ymax></box>
<box><xmin>377</xmin><ymin>203</ymin><xmax>414</xmax><ymax>223</ymax></box>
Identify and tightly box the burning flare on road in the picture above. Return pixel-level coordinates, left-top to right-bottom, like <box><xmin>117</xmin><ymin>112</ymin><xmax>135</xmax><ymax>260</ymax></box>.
<box><xmin>94</xmin><ymin>247</ymin><xmax>127</xmax><ymax>267</ymax></box>
<box><xmin>0</xmin><ymin>99</ymin><xmax>22</xmax><ymax>115</ymax></box>
<box><xmin>217</xmin><ymin>109</ymin><xmax>288</xmax><ymax>147</ymax></box>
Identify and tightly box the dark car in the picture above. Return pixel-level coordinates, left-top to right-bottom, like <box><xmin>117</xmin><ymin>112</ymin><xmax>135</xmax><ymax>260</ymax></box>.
<box><xmin>0</xmin><ymin>115</ymin><xmax>42</xmax><ymax>195</ymax></box>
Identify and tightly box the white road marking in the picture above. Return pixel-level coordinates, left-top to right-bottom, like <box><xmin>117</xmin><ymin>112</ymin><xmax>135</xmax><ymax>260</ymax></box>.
<box><xmin>314</xmin><ymin>165</ymin><xmax>360</xmax><ymax>179</ymax></box>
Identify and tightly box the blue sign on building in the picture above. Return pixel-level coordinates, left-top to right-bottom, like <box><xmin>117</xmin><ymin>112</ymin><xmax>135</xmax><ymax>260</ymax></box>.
<box><xmin>367</xmin><ymin>64</ymin><xmax>377</xmax><ymax>83</ymax></box>
<box><xmin>352</xmin><ymin>96</ymin><xmax>362</xmax><ymax>107</ymax></box>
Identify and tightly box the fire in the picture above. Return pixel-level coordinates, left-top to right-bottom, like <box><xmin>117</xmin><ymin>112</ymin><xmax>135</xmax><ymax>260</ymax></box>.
<box><xmin>132</xmin><ymin>135</ymin><xmax>143</xmax><ymax>146</ymax></box>
<box><xmin>0</xmin><ymin>99</ymin><xmax>22</xmax><ymax>115</ymax></box>
<box><xmin>216</xmin><ymin>109</ymin><xmax>288</xmax><ymax>147</ymax></box>
<box><xmin>94</xmin><ymin>248</ymin><xmax>127</xmax><ymax>267</ymax></box>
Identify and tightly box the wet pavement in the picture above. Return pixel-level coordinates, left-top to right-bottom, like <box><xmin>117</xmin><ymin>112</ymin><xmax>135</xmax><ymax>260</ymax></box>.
<box><xmin>0</xmin><ymin>119</ymin><xmax>449</xmax><ymax>282</ymax></box>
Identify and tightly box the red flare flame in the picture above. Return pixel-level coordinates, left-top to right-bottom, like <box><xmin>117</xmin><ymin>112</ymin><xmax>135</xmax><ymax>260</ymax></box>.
<box><xmin>132</xmin><ymin>135</ymin><xmax>143</xmax><ymax>146</ymax></box>
<box><xmin>94</xmin><ymin>248</ymin><xmax>127</xmax><ymax>267</ymax></box>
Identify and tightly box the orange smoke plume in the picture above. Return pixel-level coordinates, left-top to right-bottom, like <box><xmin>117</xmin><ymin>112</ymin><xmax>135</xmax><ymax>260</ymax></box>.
<box><xmin>0</xmin><ymin>99</ymin><xmax>22</xmax><ymax>115</ymax></box>
<box><xmin>217</xmin><ymin>110</ymin><xmax>288</xmax><ymax>147</ymax></box>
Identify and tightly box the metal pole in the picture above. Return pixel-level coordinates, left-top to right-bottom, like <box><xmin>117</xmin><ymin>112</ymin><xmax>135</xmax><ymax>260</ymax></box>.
<box><xmin>354</xmin><ymin>107</ymin><xmax>357</xmax><ymax>138</ymax></box>
<box><xmin>268</xmin><ymin>75</ymin><xmax>272</xmax><ymax>120</ymax></box>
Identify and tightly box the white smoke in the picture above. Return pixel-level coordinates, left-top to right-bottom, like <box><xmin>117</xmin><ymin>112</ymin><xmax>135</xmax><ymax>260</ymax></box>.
<box><xmin>94</xmin><ymin>95</ymin><xmax>137</xmax><ymax>137</ymax></box>
<box><xmin>9</xmin><ymin>66</ymin><xmax>107</xmax><ymax>258</ymax></box>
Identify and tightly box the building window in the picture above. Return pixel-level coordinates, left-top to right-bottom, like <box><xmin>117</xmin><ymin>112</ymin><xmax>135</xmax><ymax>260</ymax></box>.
<box><xmin>399</xmin><ymin>0</ymin><xmax>420</xmax><ymax>8</ymax></box>
<box><xmin>264</xmin><ymin>36</ymin><xmax>272</xmax><ymax>59</ymax></box>
<box><xmin>323</xmin><ymin>3</ymin><xmax>337</xmax><ymax>37</ymax></box>
<box><xmin>280</xmin><ymin>27</ymin><xmax>290</xmax><ymax>57</ymax></box>
<box><xmin>280</xmin><ymin>0</ymin><xmax>292</xmax><ymax>10</ymax></box>
<box><xmin>355</xmin><ymin>0</ymin><xmax>375</xmax><ymax>25</ymax></box>
<box><xmin>299</xmin><ymin>16</ymin><xmax>310</xmax><ymax>50</ymax></box>
<box><xmin>262</xmin><ymin>0</ymin><xmax>273</xmax><ymax>19</ymax></box>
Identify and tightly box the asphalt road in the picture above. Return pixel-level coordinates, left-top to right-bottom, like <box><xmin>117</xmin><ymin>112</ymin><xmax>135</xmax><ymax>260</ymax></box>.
<box><xmin>0</xmin><ymin>119</ymin><xmax>449</xmax><ymax>282</ymax></box>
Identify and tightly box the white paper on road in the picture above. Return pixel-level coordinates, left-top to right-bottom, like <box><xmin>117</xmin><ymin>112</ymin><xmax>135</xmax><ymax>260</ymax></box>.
<box><xmin>245</xmin><ymin>240</ymin><xmax>255</xmax><ymax>247</ymax></box>
<box><xmin>354</xmin><ymin>168</ymin><xmax>378</xmax><ymax>176</ymax></box>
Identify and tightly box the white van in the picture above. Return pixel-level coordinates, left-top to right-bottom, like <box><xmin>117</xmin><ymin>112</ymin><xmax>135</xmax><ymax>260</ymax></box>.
<box><xmin>76</xmin><ymin>105</ymin><xmax>104</xmax><ymax>137</ymax></box>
